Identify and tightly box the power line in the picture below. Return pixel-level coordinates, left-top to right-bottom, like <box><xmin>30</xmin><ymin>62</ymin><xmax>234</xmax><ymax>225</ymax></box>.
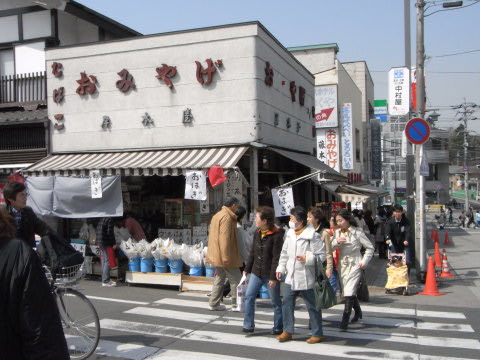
<box><xmin>425</xmin><ymin>0</ymin><xmax>480</xmax><ymax>16</ymax></box>
<box><xmin>428</xmin><ymin>49</ymin><xmax>480</xmax><ymax>58</ymax></box>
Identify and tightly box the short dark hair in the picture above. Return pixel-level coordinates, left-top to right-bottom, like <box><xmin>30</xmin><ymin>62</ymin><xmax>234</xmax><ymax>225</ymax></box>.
<box><xmin>308</xmin><ymin>207</ymin><xmax>326</xmax><ymax>223</ymax></box>
<box><xmin>0</xmin><ymin>208</ymin><xmax>15</xmax><ymax>241</ymax></box>
<box><xmin>256</xmin><ymin>206</ymin><xmax>275</xmax><ymax>229</ymax></box>
<box><xmin>393</xmin><ymin>204</ymin><xmax>404</xmax><ymax>212</ymax></box>
<box><xmin>290</xmin><ymin>206</ymin><xmax>308</xmax><ymax>226</ymax></box>
<box><xmin>223</xmin><ymin>197</ymin><xmax>240</xmax><ymax>207</ymax></box>
<box><xmin>3</xmin><ymin>181</ymin><xmax>26</xmax><ymax>206</ymax></box>
<box><xmin>336</xmin><ymin>209</ymin><xmax>358</xmax><ymax>227</ymax></box>
<box><xmin>235</xmin><ymin>205</ymin><xmax>247</xmax><ymax>222</ymax></box>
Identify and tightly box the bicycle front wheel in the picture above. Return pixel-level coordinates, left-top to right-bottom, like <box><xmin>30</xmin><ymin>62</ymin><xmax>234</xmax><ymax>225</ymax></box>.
<box><xmin>55</xmin><ymin>288</ymin><xmax>101</xmax><ymax>360</ymax></box>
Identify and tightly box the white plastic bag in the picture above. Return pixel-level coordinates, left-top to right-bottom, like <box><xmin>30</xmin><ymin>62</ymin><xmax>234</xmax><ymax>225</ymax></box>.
<box><xmin>137</xmin><ymin>239</ymin><xmax>153</xmax><ymax>259</ymax></box>
<box><xmin>236</xmin><ymin>274</ymin><xmax>248</xmax><ymax>312</ymax></box>
<box><xmin>163</xmin><ymin>239</ymin><xmax>185</xmax><ymax>259</ymax></box>
<box><xmin>79</xmin><ymin>222</ymin><xmax>89</xmax><ymax>241</ymax></box>
<box><xmin>151</xmin><ymin>238</ymin><xmax>168</xmax><ymax>259</ymax></box>
<box><xmin>182</xmin><ymin>243</ymin><xmax>204</xmax><ymax>267</ymax></box>
<box><xmin>120</xmin><ymin>238</ymin><xmax>139</xmax><ymax>259</ymax></box>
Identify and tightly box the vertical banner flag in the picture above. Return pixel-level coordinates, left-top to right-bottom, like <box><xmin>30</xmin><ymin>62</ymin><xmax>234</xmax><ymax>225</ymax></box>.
<box><xmin>370</xmin><ymin>119</ymin><xmax>382</xmax><ymax>180</ymax></box>
<box><xmin>341</xmin><ymin>103</ymin><xmax>353</xmax><ymax>170</ymax></box>
<box><xmin>184</xmin><ymin>170</ymin><xmax>207</xmax><ymax>200</ymax></box>
<box><xmin>272</xmin><ymin>186</ymin><xmax>294</xmax><ymax>217</ymax></box>
<box><xmin>401</xmin><ymin>131</ymin><xmax>407</xmax><ymax>158</ymax></box>
<box><xmin>388</xmin><ymin>67</ymin><xmax>410</xmax><ymax>116</ymax></box>
<box><xmin>316</xmin><ymin>128</ymin><xmax>340</xmax><ymax>172</ymax></box>
<box><xmin>90</xmin><ymin>170</ymin><xmax>102</xmax><ymax>199</ymax></box>
<box><xmin>314</xmin><ymin>85</ymin><xmax>338</xmax><ymax>128</ymax></box>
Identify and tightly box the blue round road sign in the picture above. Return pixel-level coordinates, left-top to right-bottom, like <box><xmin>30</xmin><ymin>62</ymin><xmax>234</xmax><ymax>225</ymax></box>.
<box><xmin>405</xmin><ymin>117</ymin><xmax>430</xmax><ymax>145</ymax></box>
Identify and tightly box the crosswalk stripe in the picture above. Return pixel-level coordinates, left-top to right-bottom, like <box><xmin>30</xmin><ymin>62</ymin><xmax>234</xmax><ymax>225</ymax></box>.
<box><xmin>175</xmin><ymin>294</ymin><xmax>466</xmax><ymax>320</ymax></box>
<box><xmin>125</xmin><ymin>307</ymin><xmax>219</xmax><ymax>323</ymax></box>
<box><xmin>145</xmin><ymin>349</ymin><xmax>254</xmax><ymax>360</ymax></box>
<box><xmin>86</xmin><ymin>295</ymin><xmax>150</xmax><ymax>305</ymax></box>
<box><xmin>123</xmin><ymin>306</ymin><xmax>480</xmax><ymax>350</ymax></box>
<box><xmin>153</xmin><ymin>298</ymin><xmax>474</xmax><ymax>332</ymax></box>
<box><xmin>98</xmin><ymin>318</ymin><xmax>480</xmax><ymax>360</ymax></box>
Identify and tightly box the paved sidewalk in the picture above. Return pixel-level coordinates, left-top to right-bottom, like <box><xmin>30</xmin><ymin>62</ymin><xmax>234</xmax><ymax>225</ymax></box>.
<box><xmin>365</xmin><ymin>210</ymin><xmax>480</xmax><ymax>308</ymax></box>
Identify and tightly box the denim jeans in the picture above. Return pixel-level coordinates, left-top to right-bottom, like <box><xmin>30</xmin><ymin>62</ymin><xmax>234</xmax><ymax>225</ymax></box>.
<box><xmin>243</xmin><ymin>273</ymin><xmax>282</xmax><ymax>331</ymax></box>
<box><xmin>99</xmin><ymin>245</ymin><xmax>111</xmax><ymax>284</ymax></box>
<box><xmin>282</xmin><ymin>284</ymin><xmax>323</xmax><ymax>337</ymax></box>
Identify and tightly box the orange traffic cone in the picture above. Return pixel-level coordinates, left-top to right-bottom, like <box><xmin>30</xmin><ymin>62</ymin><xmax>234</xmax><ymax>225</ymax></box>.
<box><xmin>434</xmin><ymin>229</ymin><xmax>439</xmax><ymax>243</ymax></box>
<box><xmin>444</xmin><ymin>230</ymin><xmax>450</xmax><ymax>245</ymax></box>
<box><xmin>434</xmin><ymin>241</ymin><xmax>442</xmax><ymax>268</ymax></box>
<box><xmin>431</xmin><ymin>227</ymin><xmax>435</xmax><ymax>242</ymax></box>
<box><xmin>439</xmin><ymin>249</ymin><xmax>455</xmax><ymax>278</ymax></box>
<box><xmin>419</xmin><ymin>256</ymin><xmax>445</xmax><ymax>296</ymax></box>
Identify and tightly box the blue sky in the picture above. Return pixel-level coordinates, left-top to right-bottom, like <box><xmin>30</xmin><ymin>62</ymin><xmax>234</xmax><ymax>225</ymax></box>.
<box><xmin>78</xmin><ymin>0</ymin><xmax>480</xmax><ymax>131</ymax></box>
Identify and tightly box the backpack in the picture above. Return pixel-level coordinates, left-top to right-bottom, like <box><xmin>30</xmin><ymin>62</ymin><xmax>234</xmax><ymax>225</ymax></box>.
<box><xmin>37</xmin><ymin>233</ymin><xmax>84</xmax><ymax>272</ymax></box>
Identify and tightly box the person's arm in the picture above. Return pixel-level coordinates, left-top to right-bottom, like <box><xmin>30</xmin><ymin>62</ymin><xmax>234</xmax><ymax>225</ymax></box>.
<box><xmin>404</xmin><ymin>221</ymin><xmax>412</xmax><ymax>246</ymax></box>
<box><xmin>218</xmin><ymin>217</ymin><xmax>234</xmax><ymax>266</ymax></box>
<box><xmin>270</xmin><ymin>231</ymin><xmax>284</xmax><ymax>280</ymax></box>
<box><xmin>31</xmin><ymin>210</ymin><xmax>52</xmax><ymax>237</ymax></box>
<box><xmin>275</xmin><ymin>232</ymin><xmax>289</xmax><ymax>279</ymax></box>
<box><xmin>244</xmin><ymin>233</ymin><xmax>255</xmax><ymax>274</ymax></box>
<box><xmin>323</xmin><ymin>231</ymin><xmax>334</xmax><ymax>276</ymax></box>
<box><xmin>358</xmin><ymin>229</ymin><xmax>375</xmax><ymax>268</ymax></box>
<box><xmin>384</xmin><ymin>219</ymin><xmax>392</xmax><ymax>243</ymax></box>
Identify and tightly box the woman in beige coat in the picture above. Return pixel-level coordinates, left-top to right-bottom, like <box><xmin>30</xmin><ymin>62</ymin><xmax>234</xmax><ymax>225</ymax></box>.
<box><xmin>331</xmin><ymin>209</ymin><xmax>374</xmax><ymax>331</ymax></box>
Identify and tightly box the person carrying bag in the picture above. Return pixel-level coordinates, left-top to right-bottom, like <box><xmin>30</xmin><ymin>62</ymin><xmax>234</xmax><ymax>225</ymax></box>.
<box><xmin>312</xmin><ymin>253</ymin><xmax>336</xmax><ymax>310</ymax></box>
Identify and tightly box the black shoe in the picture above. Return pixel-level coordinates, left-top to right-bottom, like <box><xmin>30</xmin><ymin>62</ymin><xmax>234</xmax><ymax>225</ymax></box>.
<box><xmin>340</xmin><ymin>312</ymin><xmax>350</xmax><ymax>331</ymax></box>
<box><xmin>242</xmin><ymin>327</ymin><xmax>254</xmax><ymax>333</ymax></box>
<box><xmin>271</xmin><ymin>329</ymin><xmax>283</xmax><ymax>335</ymax></box>
<box><xmin>351</xmin><ymin>297</ymin><xmax>362</xmax><ymax>323</ymax></box>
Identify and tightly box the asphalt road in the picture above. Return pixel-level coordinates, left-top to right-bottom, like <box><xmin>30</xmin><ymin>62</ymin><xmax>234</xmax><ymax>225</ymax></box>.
<box><xmin>71</xmin><ymin>270</ymin><xmax>480</xmax><ymax>359</ymax></box>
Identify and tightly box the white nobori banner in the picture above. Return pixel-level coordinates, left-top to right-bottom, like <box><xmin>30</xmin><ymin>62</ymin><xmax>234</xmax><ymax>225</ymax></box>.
<box><xmin>90</xmin><ymin>170</ymin><xmax>102</xmax><ymax>199</ymax></box>
<box><xmin>388</xmin><ymin>67</ymin><xmax>410</xmax><ymax>116</ymax></box>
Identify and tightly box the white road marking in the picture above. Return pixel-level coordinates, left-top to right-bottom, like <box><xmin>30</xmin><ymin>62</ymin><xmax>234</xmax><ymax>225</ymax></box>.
<box><xmin>125</xmin><ymin>307</ymin><xmax>479</xmax><ymax>350</ymax></box>
<box><xmin>98</xmin><ymin>319</ymin><xmax>480</xmax><ymax>360</ymax></box>
<box><xmin>125</xmin><ymin>306</ymin><xmax>220</xmax><ymax>323</ymax></box>
<box><xmin>153</xmin><ymin>298</ymin><xmax>473</xmax><ymax>332</ymax></box>
<box><xmin>146</xmin><ymin>349</ymin><xmax>254</xmax><ymax>360</ymax></box>
<box><xmin>178</xmin><ymin>292</ymin><xmax>210</xmax><ymax>298</ymax></box>
<box><xmin>86</xmin><ymin>295</ymin><xmax>150</xmax><ymax>305</ymax></box>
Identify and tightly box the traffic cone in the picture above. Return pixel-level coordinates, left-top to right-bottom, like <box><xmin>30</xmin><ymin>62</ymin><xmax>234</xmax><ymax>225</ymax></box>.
<box><xmin>439</xmin><ymin>249</ymin><xmax>455</xmax><ymax>278</ymax></box>
<box><xmin>434</xmin><ymin>229</ymin><xmax>439</xmax><ymax>243</ymax></box>
<box><xmin>431</xmin><ymin>227</ymin><xmax>435</xmax><ymax>242</ymax></box>
<box><xmin>434</xmin><ymin>241</ymin><xmax>442</xmax><ymax>268</ymax></box>
<box><xmin>444</xmin><ymin>230</ymin><xmax>450</xmax><ymax>245</ymax></box>
<box><xmin>419</xmin><ymin>256</ymin><xmax>445</xmax><ymax>296</ymax></box>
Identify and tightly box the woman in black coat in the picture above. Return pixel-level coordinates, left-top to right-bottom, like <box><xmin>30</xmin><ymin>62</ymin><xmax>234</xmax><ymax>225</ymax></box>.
<box><xmin>0</xmin><ymin>209</ymin><xmax>69</xmax><ymax>360</ymax></box>
<box><xmin>242</xmin><ymin>206</ymin><xmax>284</xmax><ymax>334</ymax></box>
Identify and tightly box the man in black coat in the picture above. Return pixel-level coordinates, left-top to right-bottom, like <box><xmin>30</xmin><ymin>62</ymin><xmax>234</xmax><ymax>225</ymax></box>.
<box><xmin>0</xmin><ymin>209</ymin><xmax>69</xmax><ymax>360</ymax></box>
<box><xmin>3</xmin><ymin>181</ymin><xmax>52</xmax><ymax>248</ymax></box>
<box><xmin>384</xmin><ymin>205</ymin><xmax>412</xmax><ymax>264</ymax></box>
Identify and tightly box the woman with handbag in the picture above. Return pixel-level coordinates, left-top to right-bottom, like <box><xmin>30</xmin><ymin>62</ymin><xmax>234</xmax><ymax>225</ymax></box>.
<box><xmin>332</xmin><ymin>209</ymin><xmax>374</xmax><ymax>331</ymax></box>
<box><xmin>242</xmin><ymin>206</ymin><xmax>284</xmax><ymax>334</ymax></box>
<box><xmin>275</xmin><ymin>206</ymin><xmax>326</xmax><ymax>344</ymax></box>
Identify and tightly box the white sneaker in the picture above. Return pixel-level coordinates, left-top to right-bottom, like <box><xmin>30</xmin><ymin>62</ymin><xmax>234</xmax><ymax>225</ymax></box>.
<box><xmin>231</xmin><ymin>305</ymin><xmax>239</xmax><ymax>312</ymax></box>
<box><xmin>102</xmin><ymin>280</ymin><xmax>117</xmax><ymax>287</ymax></box>
<box><xmin>209</xmin><ymin>304</ymin><xmax>226</xmax><ymax>311</ymax></box>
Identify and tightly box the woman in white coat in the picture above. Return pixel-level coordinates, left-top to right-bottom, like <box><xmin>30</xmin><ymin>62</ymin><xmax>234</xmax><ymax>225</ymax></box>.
<box><xmin>332</xmin><ymin>209</ymin><xmax>374</xmax><ymax>331</ymax></box>
<box><xmin>275</xmin><ymin>206</ymin><xmax>326</xmax><ymax>344</ymax></box>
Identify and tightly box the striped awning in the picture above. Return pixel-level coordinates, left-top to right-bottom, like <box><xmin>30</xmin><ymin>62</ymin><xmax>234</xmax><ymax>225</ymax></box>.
<box><xmin>22</xmin><ymin>146</ymin><xmax>248</xmax><ymax>177</ymax></box>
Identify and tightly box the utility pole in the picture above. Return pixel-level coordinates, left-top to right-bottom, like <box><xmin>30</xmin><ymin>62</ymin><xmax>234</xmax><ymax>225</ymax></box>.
<box><xmin>415</xmin><ymin>0</ymin><xmax>426</xmax><ymax>279</ymax></box>
<box><xmin>405</xmin><ymin>0</ymin><xmax>416</xmax><ymax>246</ymax></box>
<box><xmin>453</xmin><ymin>101</ymin><xmax>478</xmax><ymax>210</ymax></box>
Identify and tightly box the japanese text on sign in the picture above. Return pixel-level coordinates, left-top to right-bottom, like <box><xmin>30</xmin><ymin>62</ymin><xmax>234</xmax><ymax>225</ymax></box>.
<box><xmin>314</xmin><ymin>85</ymin><xmax>338</xmax><ymax>128</ymax></box>
<box><xmin>370</xmin><ymin>119</ymin><xmax>382</xmax><ymax>180</ymax></box>
<box><xmin>317</xmin><ymin>128</ymin><xmax>340</xmax><ymax>172</ymax></box>
<box><xmin>223</xmin><ymin>171</ymin><xmax>246</xmax><ymax>207</ymax></box>
<box><xmin>341</xmin><ymin>103</ymin><xmax>353</xmax><ymax>170</ymax></box>
<box><xmin>271</xmin><ymin>186</ymin><xmax>294</xmax><ymax>217</ymax></box>
<box><xmin>388</xmin><ymin>67</ymin><xmax>410</xmax><ymax>116</ymax></box>
<box><xmin>184</xmin><ymin>170</ymin><xmax>207</xmax><ymax>201</ymax></box>
<box><xmin>90</xmin><ymin>170</ymin><xmax>102</xmax><ymax>199</ymax></box>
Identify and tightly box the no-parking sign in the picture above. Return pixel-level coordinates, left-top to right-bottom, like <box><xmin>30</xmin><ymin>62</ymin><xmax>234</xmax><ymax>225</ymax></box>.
<box><xmin>405</xmin><ymin>118</ymin><xmax>430</xmax><ymax>145</ymax></box>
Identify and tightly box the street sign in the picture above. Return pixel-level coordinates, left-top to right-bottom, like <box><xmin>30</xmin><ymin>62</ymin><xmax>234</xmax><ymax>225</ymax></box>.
<box><xmin>405</xmin><ymin>117</ymin><xmax>430</xmax><ymax>145</ymax></box>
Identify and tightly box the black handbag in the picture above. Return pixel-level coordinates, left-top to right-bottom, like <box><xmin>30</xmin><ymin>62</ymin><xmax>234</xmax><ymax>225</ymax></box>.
<box><xmin>312</xmin><ymin>255</ymin><xmax>337</xmax><ymax>310</ymax></box>
<box><xmin>357</xmin><ymin>269</ymin><xmax>370</xmax><ymax>302</ymax></box>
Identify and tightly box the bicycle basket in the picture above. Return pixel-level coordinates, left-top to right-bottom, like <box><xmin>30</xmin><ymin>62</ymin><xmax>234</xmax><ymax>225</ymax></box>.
<box><xmin>54</xmin><ymin>263</ymin><xmax>84</xmax><ymax>286</ymax></box>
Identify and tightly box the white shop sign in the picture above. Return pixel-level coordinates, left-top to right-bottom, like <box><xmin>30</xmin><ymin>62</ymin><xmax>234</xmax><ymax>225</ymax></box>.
<box><xmin>184</xmin><ymin>170</ymin><xmax>207</xmax><ymax>201</ymax></box>
<box><xmin>271</xmin><ymin>186</ymin><xmax>294</xmax><ymax>217</ymax></box>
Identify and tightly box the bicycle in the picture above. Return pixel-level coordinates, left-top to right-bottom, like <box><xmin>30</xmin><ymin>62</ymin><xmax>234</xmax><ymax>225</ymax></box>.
<box><xmin>45</xmin><ymin>263</ymin><xmax>101</xmax><ymax>360</ymax></box>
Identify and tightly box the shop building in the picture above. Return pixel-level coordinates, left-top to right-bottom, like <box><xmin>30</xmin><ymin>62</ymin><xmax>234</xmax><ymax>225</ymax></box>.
<box><xmin>23</xmin><ymin>22</ymin><xmax>343</xmax><ymax>242</ymax></box>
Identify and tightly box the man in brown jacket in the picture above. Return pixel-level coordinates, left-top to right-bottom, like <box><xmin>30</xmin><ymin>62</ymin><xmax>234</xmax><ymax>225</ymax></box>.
<box><xmin>207</xmin><ymin>197</ymin><xmax>243</xmax><ymax>311</ymax></box>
